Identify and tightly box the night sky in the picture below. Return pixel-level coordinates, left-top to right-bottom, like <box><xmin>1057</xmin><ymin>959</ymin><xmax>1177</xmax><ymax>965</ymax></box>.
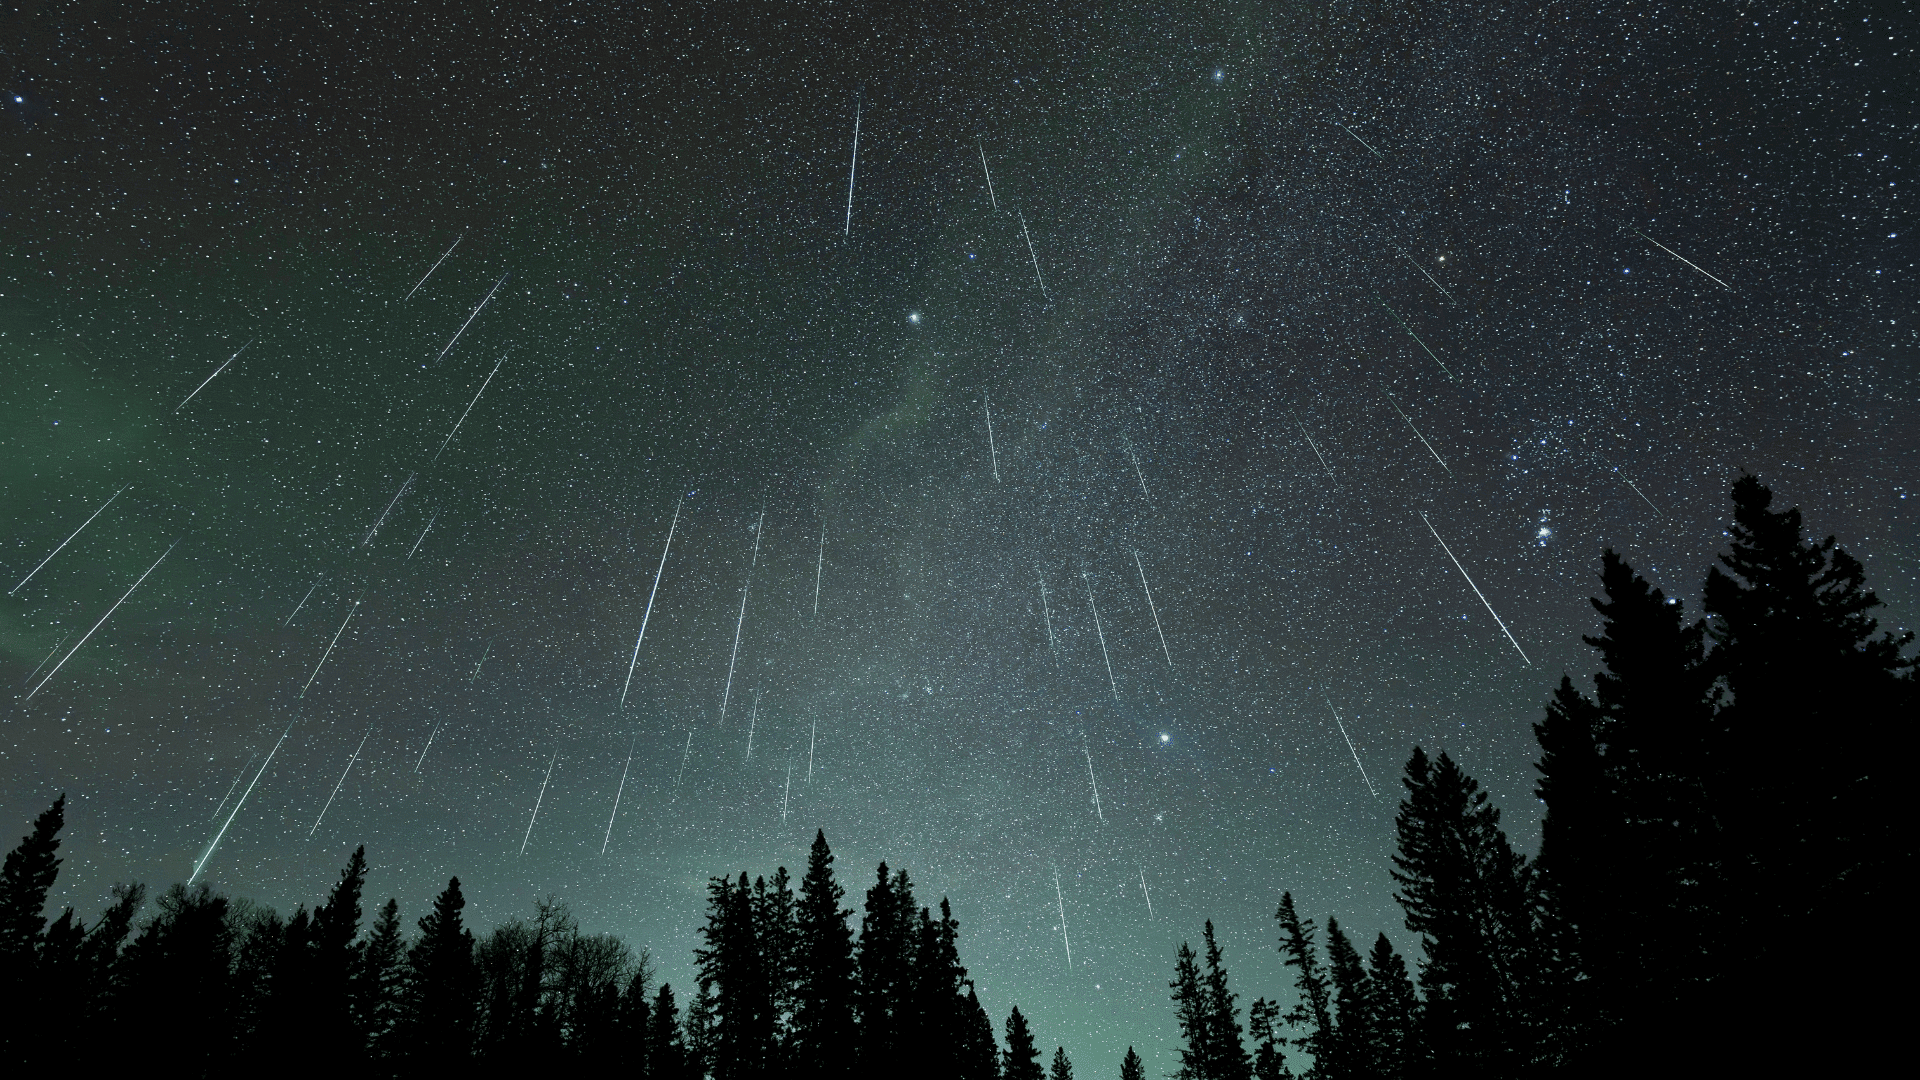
<box><xmin>3</xmin><ymin>2</ymin><xmax>1913</xmax><ymax>1074</ymax></box>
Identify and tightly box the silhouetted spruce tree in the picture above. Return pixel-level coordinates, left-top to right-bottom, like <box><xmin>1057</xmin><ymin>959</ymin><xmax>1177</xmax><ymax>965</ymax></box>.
<box><xmin>695</xmin><ymin>872</ymin><xmax>773</xmax><ymax>1079</ymax></box>
<box><xmin>608</xmin><ymin>959</ymin><xmax>652</xmax><ymax>1072</ymax></box>
<box><xmin>40</xmin><ymin>881</ymin><xmax>143</xmax><ymax>1066</ymax></box>
<box><xmin>1200</xmin><ymin>921</ymin><xmax>1252</xmax><ymax>1080</ymax></box>
<box><xmin>301</xmin><ymin>845</ymin><xmax>369</xmax><ymax>1063</ymax></box>
<box><xmin>1002</xmin><ymin>1005</ymin><xmax>1044</xmax><ymax>1080</ymax></box>
<box><xmin>231</xmin><ymin>900</ymin><xmax>285</xmax><ymax>1056</ymax></box>
<box><xmin>1273</xmin><ymin>893</ymin><xmax>1333</xmax><ymax>1071</ymax></box>
<box><xmin>910</xmin><ymin>897</ymin><xmax>972</xmax><ymax>1078</ymax></box>
<box><xmin>120</xmin><ymin>884</ymin><xmax>237</xmax><ymax>1070</ymax></box>
<box><xmin>1392</xmin><ymin>747</ymin><xmax>1535</xmax><ymax>1076</ymax></box>
<box><xmin>1532</xmin><ymin>547</ymin><xmax>1718</xmax><ymax>1058</ymax></box>
<box><xmin>1322</xmin><ymin>919</ymin><xmax>1374</xmax><ymax>1079</ymax></box>
<box><xmin>1120</xmin><ymin>1046</ymin><xmax>1148</xmax><ymax>1080</ymax></box>
<box><xmin>1051</xmin><ymin>1045</ymin><xmax>1075</xmax><ymax>1080</ymax></box>
<box><xmin>1246</xmin><ymin>1000</ymin><xmax>1291</xmax><ymax>1080</ymax></box>
<box><xmin>792</xmin><ymin>831</ymin><xmax>858</xmax><ymax>1077</ymax></box>
<box><xmin>756</xmin><ymin>867</ymin><xmax>800</xmax><ymax>1069</ymax></box>
<box><xmin>956</xmin><ymin>986</ymin><xmax>1001</xmax><ymax>1080</ymax></box>
<box><xmin>647</xmin><ymin>982</ymin><xmax>691</xmax><ymax>1080</ymax></box>
<box><xmin>856</xmin><ymin>863</ymin><xmax>917</xmax><ymax>1073</ymax></box>
<box><xmin>402</xmin><ymin>877</ymin><xmax>476</xmax><ymax>1062</ymax></box>
<box><xmin>356</xmin><ymin>897</ymin><xmax>405</xmax><ymax>1060</ymax></box>
<box><xmin>1364</xmin><ymin>934</ymin><xmax>1416</xmax><ymax>1080</ymax></box>
<box><xmin>1700</xmin><ymin>476</ymin><xmax>1913</xmax><ymax>1065</ymax></box>
<box><xmin>1170</xmin><ymin>940</ymin><xmax>1211</xmax><ymax>1079</ymax></box>
<box><xmin>0</xmin><ymin>795</ymin><xmax>64</xmax><ymax>1060</ymax></box>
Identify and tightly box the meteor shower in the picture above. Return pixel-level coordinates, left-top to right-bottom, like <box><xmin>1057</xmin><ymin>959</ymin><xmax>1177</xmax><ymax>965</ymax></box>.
<box><xmin>1</xmin><ymin>4</ymin><xmax>1910</xmax><ymax>1078</ymax></box>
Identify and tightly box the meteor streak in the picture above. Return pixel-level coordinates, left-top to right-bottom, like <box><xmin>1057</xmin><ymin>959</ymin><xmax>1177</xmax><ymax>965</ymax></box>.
<box><xmin>435</xmin><ymin>352</ymin><xmax>507</xmax><ymax>460</ymax></box>
<box><xmin>10</xmin><ymin>486</ymin><xmax>126</xmax><ymax>595</ymax></box>
<box><xmin>23</xmin><ymin>633</ymin><xmax>70</xmax><ymax>686</ymax></box>
<box><xmin>414</xmin><ymin>722</ymin><xmax>441</xmax><ymax>773</ymax></box>
<box><xmin>310</xmin><ymin>727</ymin><xmax>372</xmax><ymax>836</ymax></box>
<box><xmin>1399</xmin><ymin>249</ymin><xmax>1456</xmax><ymax>303</ymax></box>
<box><xmin>1084</xmin><ymin>572</ymin><xmax>1118</xmax><ymax>701</ymax></box>
<box><xmin>1140</xmin><ymin>869</ymin><xmax>1154</xmax><ymax>919</ymax></box>
<box><xmin>208</xmin><ymin>753</ymin><xmax>258</xmax><ymax>823</ymax></box>
<box><xmin>1335</xmin><ymin>121</ymin><xmax>1384</xmax><ymax>157</ymax></box>
<box><xmin>1623</xmin><ymin>478</ymin><xmax>1662</xmax><ymax>516</ymax></box>
<box><xmin>844</xmin><ymin>100</ymin><xmax>860</xmax><ymax>237</ymax></box>
<box><xmin>1126</xmin><ymin>445</ymin><xmax>1151</xmax><ymax>505</ymax></box>
<box><xmin>813</xmin><ymin>522</ymin><xmax>826</xmax><ymax>616</ymax></box>
<box><xmin>781</xmin><ymin>761</ymin><xmax>794</xmax><ymax>825</ymax></box>
<box><xmin>718</xmin><ymin>507</ymin><xmax>765</xmax><ymax>728</ymax></box>
<box><xmin>26</xmin><ymin>539</ymin><xmax>177</xmax><ymax>704</ymax></box>
<box><xmin>471</xmin><ymin>635</ymin><xmax>496</xmax><ymax>682</ymax></box>
<box><xmin>1018</xmin><ymin>209</ymin><xmax>1049</xmax><ymax>298</ymax></box>
<box><xmin>977</xmin><ymin>136</ymin><xmax>998</xmax><ymax>210</ymax></box>
<box><xmin>521</xmin><ymin>750</ymin><xmax>557</xmax><ymax>855</ymax></box>
<box><xmin>407</xmin><ymin>508</ymin><xmax>440</xmax><ymax>560</ymax></box>
<box><xmin>433</xmin><ymin>272</ymin><xmax>509</xmax><ymax>367</ymax></box>
<box><xmin>299</xmin><ymin>594</ymin><xmax>365</xmax><ymax>699</ymax></box>
<box><xmin>670</xmin><ymin>730</ymin><xmax>694</xmax><ymax>804</ymax></box>
<box><xmin>1083</xmin><ymin>735</ymin><xmax>1104</xmax><ymax>823</ymax></box>
<box><xmin>1386</xmin><ymin>394</ymin><xmax>1450</xmax><ymax>475</ymax></box>
<box><xmin>621</xmin><ymin>497</ymin><xmax>682</xmax><ymax>709</ymax></box>
<box><xmin>745</xmin><ymin>689</ymin><xmax>762</xmax><ymax>762</ymax></box>
<box><xmin>807</xmin><ymin>716</ymin><xmax>818</xmax><ymax>781</ymax></box>
<box><xmin>176</xmin><ymin>340</ymin><xmax>252</xmax><ymax>412</ymax></box>
<box><xmin>1377</xmin><ymin>298</ymin><xmax>1456</xmax><ymax>381</ymax></box>
<box><xmin>285</xmin><ymin>575</ymin><xmax>324</xmax><ymax>626</ymax></box>
<box><xmin>602</xmin><ymin>733</ymin><xmax>636</xmax><ymax>855</ymax></box>
<box><xmin>403</xmin><ymin>232</ymin><xmax>463</xmax><ymax>301</ymax></box>
<box><xmin>1326</xmin><ymin>698</ymin><xmax>1378</xmax><ymax>797</ymax></box>
<box><xmin>1419</xmin><ymin>512</ymin><xmax>1531</xmax><ymax>665</ymax></box>
<box><xmin>1038</xmin><ymin>570</ymin><xmax>1058</xmax><ymax>656</ymax></box>
<box><xmin>191</xmin><ymin>720</ymin><xmax>294</xmax><ymax>885</ymax></box>
<box><xmin>1632</xmin><ymin>228</ymin><xmax>1734</xmax><ymax>291</ymax></box>
<box><xmin>1053</xmin><ymin>867</ymin><xmax>1072</xmax><ymax>968</ymax></box>
<box><xmin>363</xmin><ymin>473</ymin><xmax>416</xmax><ymax>546</ymax></box>
<box><xmin>1295</xmin><ymin>419</ymin><xmax>1339</xmax><ymax>487</ymax></box>
<box><xmin>984</xmin><ymin>394</ymin><xmax>1000</xmax><ymax>482</ymax></box>
<box><xmin>1134</xmin><ymin>551</ymin><xmax>1172</xmax><ymax>669</ymax></box>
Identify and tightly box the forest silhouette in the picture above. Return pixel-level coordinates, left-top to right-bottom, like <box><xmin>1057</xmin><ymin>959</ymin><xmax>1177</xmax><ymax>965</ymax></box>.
<box><xmin>1</xmin><ymin>477</ymin><xmax>1907</xmax><ymax>1076</ymax></box>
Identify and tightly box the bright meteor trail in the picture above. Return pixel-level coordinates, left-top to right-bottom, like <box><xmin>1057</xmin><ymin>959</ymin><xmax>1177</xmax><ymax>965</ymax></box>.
<box><xmin>621</xmin><ymin>497</ymin><xmax>682</xmax><ymax>709</ymax></box>
<box><xmin>1420</xmin><ymin>512</ymin><xmax>1531</xmax><ymax>666</ymax></box>
<box><xmin>9</xmin><ymin>485</ymin><xmax>126</xmax><ymax>596</ymax></box>
<box><xmin>24</xmin><ymin>539</ymin><xmax>176</xmax><ymax>704</ymax></box>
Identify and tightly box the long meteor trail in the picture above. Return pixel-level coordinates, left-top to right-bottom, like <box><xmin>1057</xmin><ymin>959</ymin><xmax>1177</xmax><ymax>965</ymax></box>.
<box><xmin>433</xmin><ymin>272</ymin><xmax>509</xmax><ymax>366</ymax></box>
<box><xmin>984</xmin><ymin>394</ymin><xmax>1000</xmax><ymax>482</ymax></box>
<box><xmin>300</xmin><ymin>594</ymin><xmax>365</xmax><ymax>698</ymax></box>
<box><xmin>813</xmin><ymin>523</ymin><xmax>826</xmax><ymax>616</ymax></box>
<box><xmin>1399</xmin><ymin>249</ymin><xmax>1456</xmax><ymax>303</ymax></box>
<box><xmin>1018</xmin><ymin>209</ymin><xmax>1049</xmax><ymax>298</ymax></box>
<box><xmin>602</xmin><ymin>734</ymin><xmax>636</xmax><ymax>854</ymax></box>
<box><xmin>1127</xmin><ymin>446</ymin><xmax>1152</xmax><ymax>505</ymax></box>
<box><xmin>521</xmin><ymin>750</ymin><xmax>557</xmax><ymax>854</ymax></box>
<box><xmin>621</xmin><ymin>497</ymin><xmax>682</xmax><ymax>708</ymax></box>
<box><xmin>1335</xmin><ymin>121</ymin><xmax>1384</xmax><ymax>157</ymax></box>
<box><xmin>1134</xmin><ymin>551</ymin><xmax>1173</xmax><ymax>669</ymax></box>
<box><xmin>1326</xmin><ymin>698</ymin><xmax>1378</xmax><ymax>797</ymax></box>
<box><xmin>310</xmin><ymin>727</ymin><xmax>372</xmax><ymax>836</ymax></box>
<box><xmin>208</xmin><ymin>752</ymin><xmax>258</xmax><ymax>824</ymax></box>
<box><xmin>1053</xmin><ymin>867</ymin><xmax>1073</xmax><ymax>968</ymax></box>
<box><xmin>413</xmin><ymin>722</ymin><xmax>442</xmax><ymax>773</ymax></box>
<box><xmin>1632</xmin><ymin>228</ymin><xmax>1734</xmax><ymax>291</ymax></box>
<box><xmin>190</xmin><ymin>720</ymin><xmax>293</xmax><ymax>886</ymax></box>
<box><xmin>718</xmin><ymin>507</ymin><xmax>765</xmax><ymax>728</ymax></box>
<box><xmin>407</xmin><ymin>509</ymin><xmax>440</xmax><ymax>560</ymax></box>
<box><xmin>176</xmin><ymin>339</ymin><xmax>252</xmax><ymax>412</ymax></box>
<box><xmin>1296</xmin><ymin>419</ymin><xmax>1339</xmax><ymax>487</ymax></box>
<box><xmin>285</xmin><ymin>575</ymin><xmax>324</xmax><ymax>626</ymax></box>
<box><xmin>10</xmin><ymin>486</ymin><xmax>127</xmax><ymax>595</ymax></box>
<box><xmin>1140</xmin><ymin>869</ymin><xmax>1154</xmax><ymax>919</ymax></box>
<box><xmin>1038</xmin><ymin>570</ymin><xmax>1058</xmax><ymax>656</ymax></box>
<box><xmin>362</xmin><ymin>474</ymin><xmax>416</xmax><ymax>546</ymax></box>
<box><xmin>844</xmin><ymin>100</ymin><xmax>860</xmax><ymax>237</ymax></box>
<box><xmin>1083</xmin><ymin>736</ymin><xmax>1105</xmax><ymax>823</ymax></box>
<box><xmin>1420</xmin><ymin>512</ymin><xmax>1531</xmax><ymax>665</ymax></box>
<box><xmin>404</xmin><ymin>232</ymin><xmax>463</xmax><ymax>301</ymax></box>
<box><xmin>1084</xmin><ymin>572</ymin><xmax>1119</xmax><ymax>701</ymax></box>
<box><xmin>1624</xmin><ymin>478</ymin><xmax>1662</xmax><ymax>517</ymax></box>
<box><xmin>435</xmin><ymin>352</ymin><xmax>507</xmax><ymax>460</ymax></box>
<box><xmin>25</xmin><ymin>539</ymin><xmax>176</xmax><ymax>704</ymax></box>
<box><xmin>1386</xmin><ymin>394</ymin><xmax>1451</xmax><ymax>475</ymax></box>
<box><xmin>1377</xmin><ymin>299</ymin><xmax>1456</xmax><ymax>381</ymax></box>
<box><xmin>977</xmin><ymin>136</ymin><xmax>998</xmax><ymax>210</ymax></box>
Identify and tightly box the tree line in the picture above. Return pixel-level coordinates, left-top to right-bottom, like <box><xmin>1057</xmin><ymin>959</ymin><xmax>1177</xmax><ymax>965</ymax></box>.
<box><xmin>2</xmin><ymin>477</ymin><xmax>1907</xmax><ymax>1075</ymax></box>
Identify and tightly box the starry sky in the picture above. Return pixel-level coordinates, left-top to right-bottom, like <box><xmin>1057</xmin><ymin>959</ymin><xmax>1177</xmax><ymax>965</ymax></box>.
<box><xmin>2</xmin><ymin>1</ymin><xmax>1913</xmax><ymax>1074</ymax></box>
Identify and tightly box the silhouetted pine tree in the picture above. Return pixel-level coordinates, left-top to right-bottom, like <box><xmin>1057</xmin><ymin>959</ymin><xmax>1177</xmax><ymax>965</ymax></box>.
<box><xmin>40</xmin><ymin>881</ymin><xmax>143</xmax><ymax>1065</ymax></box>
<box><xmin>910</xmin><ymin>897</ymin><xmax>973</xmax><ymax>1078</ymax></box>
<box><xmin>1120</xmin><ymin>1045</ymin><xmax>1148</xmax><ymax>1080</ymax></box>
<box><xmin>648</xmin><ymin>982</ymin><xmax>691</xmax><ymax>1080</ymax></box>
<box><xmin>1201</xmin><ymin>921</ymin><xmax>1252</xmax><ymax>1080</ymax></box>
<box><xmin>612</xmin><ymin>961</ymin><xmax>653</xmax><ymax>1072</ymax></box>
<box><xmin>695</xmin><ymin>872</ymin><xmax>774</xmax><ymax>1079</ymax></box>
<box><xmin>856</xmin><ymin>863</ymin><xmax>917</xmax><ymax>1073</ymax></box>
<box><xmin>402</xmin><ymin>877</ymin><xmax>476</xmax><ymax>1062</ymax></box>
<box><xmin>1051</xmin><ymin>1045</ymin><xmax>1075</xmax><ymax>1080</ymax></box>
<box><xmin>1273</xmin><ymin>893</ymin><xmax>1333</xmax><ymax>1071</ymax></box>
<box><xmin>1364</xmin><ymin>934</ymin><xmax>1416</xmax><ymax>1079</ymax></box>
<box><xmin>792</xmin><ymin>831</ymin><xmax>857</xmax><ymax>1077</ymax></box>
<box><xmin>1323</xmin><ymin>919</ymin><xmax>1374</xmax><ymax>1078</ymax></box>
<box><xmin>357</xmin><ymin>897</ymin><xmax>406</xmax><ymax>1060</ymax></box>
<box><xmin>1171</xmin><ymin>940</ymin><xmax>1210</xmax><ymax>1079</ymax></box>
<box><xmin>299</xmin><ymin>845</ymin><xmax>369</xmax><ymax>1063</ymax></box>
<box><xmin>1002</xmin><ymin>1005</ymin><xmax>1044</xmax><ymax>1080</ymax></box>
<box><xmin>1392</xmin><ymin>748</ymin><xmax>1535</xmax><ymax>1076</ymax></box>
<box><xmin>1246</xmin><ymin>1000</ymin><xmax>1291</xmax><ymax>1080</ymax></box>
<box><xmin>0</xmin><ymin>795</ymin><xmax>64</xmax><ymax>1061</ymax></box>
<box><xmin>756</xmin><ymin>867</ymin><xmax>800</xmax><ymax>1069</ymax></box>
<box><xmin>120</xmin><ymin>884</ymin><xmax>237</xmax><ymax>1070</ymax></box>
<box><xmin>957</xmin><ymin>986</ymin><xmax>1001</xmax><ymax>1080</ymax></box>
